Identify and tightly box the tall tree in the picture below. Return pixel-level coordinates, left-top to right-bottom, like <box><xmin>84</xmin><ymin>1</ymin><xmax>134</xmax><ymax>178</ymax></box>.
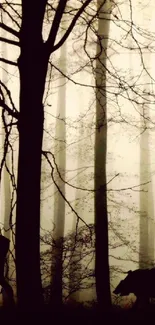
<box><xmin>127</xmin><ymin>37</ymin><xmax>154</xmax><ymax>268</ymax></box>
<box><xmin>69</xmin><ymin>121</ymin><xmax>85</xmax><ymax>302</ymax></box>
<box><xmin>127</xmin><ymin>34</ymin><xmax>155</xmax><ymax>268</ymax></box>
<box><xmin>0</xmin><ymin>0</ymin><xmax>104</xmax><ymax>309</ymax></box>
<box><xmin>50</xmin><ymin>29</ymin><xmax>67</xmax><ymax>308</ymax></box>
<box><xmin>139</xmin><ymin>66</ymin><xmax>154</xmax><ymax>268</ymax></box>
<box><xmin>95</xmin><ymin>0</ymin><xmax>112</xmax><ymax>310</ymax></box>
<box><xmin>139</xmin><ymin>107</ymin><xmax>149</xmax><ymax>268</ymax></box>
<box><xmin>1</xmin><ymin>29</ymin><xmax>11</xmax><ymax>242</ymax></box>
<box><xmin>14</xmin><ymin>0</ymin><xmax>92</xmax><ymax>310</ymax></box>
<box><xmin>1</xmin><ymin>28</ymin><xmax>12</xmax><ymax>306</ymax></box>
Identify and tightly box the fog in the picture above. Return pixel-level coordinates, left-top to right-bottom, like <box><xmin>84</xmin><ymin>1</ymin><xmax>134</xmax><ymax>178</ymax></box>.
<box><xmin>1</xmin><ymin>0</ymin><xmax>155</xmax><ymax>308</ymax></box>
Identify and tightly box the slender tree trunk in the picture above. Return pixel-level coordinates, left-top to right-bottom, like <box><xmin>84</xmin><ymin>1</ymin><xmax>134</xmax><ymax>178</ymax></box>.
<box><xmin>128</xmin><ymin>41</ymin><xmax>154</xmax><ymax>268</ymax></box>
<box><xmin>50</xmin><ymin>34</ymin><xmax>66</xmax><ymax>309</ymax></box>
<box><xmin>139</xmin><ymin>116</ymin><xmax>149</xmax><ymax>268</ymax></box>
<box><xmin>139</xmin><ymin>66</ymin><xmax>154</xmax><ymax>268</ymax></box>
<box><xmin>3</xmin><ymin>163</ymin><xmax>11</xmax><ymax>243</ymax></box>
<box><xmin>1</xmin><ymin>29</ymin><xmax>13</xmax><ymax>306</ymax></box>
<box><xmin>1</xmin><ymin>29</ymin><xmax>11</xmax><ymax>241</ymax></box>
<box><xmin>15</xmin><ymin>5</ymin><xmax>48</xmax><ymax>310</ymax></box>
<box><xmin>94</xmin><ymin>0</ymin><xmax>112</xmax><ymax>311</ymax></box>
<box><xmin>69</xmin><ymin>122</ymin><xmax>84</xmax><ymax>302</ymax></box>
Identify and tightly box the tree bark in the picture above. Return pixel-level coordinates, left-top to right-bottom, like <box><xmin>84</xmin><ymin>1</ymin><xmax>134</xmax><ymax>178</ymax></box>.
<box><xmin>94</xmin><ymin>0</ymin><xmax>112</xmax><ymax>311</ymax></box>
<box><xmin>1</xmin><ymin>27</ymin><xmax>11</xmax><ymax>283</ymax></box>
<box><xmin>15</xmin><ymin>5</ymin><xmax>48</xmax><ymax>309</ymax></box>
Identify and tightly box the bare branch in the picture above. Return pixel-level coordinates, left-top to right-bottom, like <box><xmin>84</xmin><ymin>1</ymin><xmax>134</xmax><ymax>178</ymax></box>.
<box><xmin>51</xmin><ymin>0</ymin><xmax>92</xmax><ymax>53</ymax></box>
<box><xmin>42</xmin><ymin>150</ymin><xmax>91</xmax><ymax>232</ymax></box>
<box><xmin>0</xmin><ymin>58</ymin><xmax>17</xmax><ymax>66</ymax></box>
<box><xmin>0</xmin><ymin>37</ymin><xmax>20</xmax><ymax>47</ymax></box>
<box><xmin>0</xmin><ymin>3</ymin><xmax>21</xmax><ymax>28</ymax></box>
<box><xmin>4</xmin><ymin>0</ymin><xmax>22</xmax><ymax>21</ymax></box>
<box><xmin>0</xmin><ymin>80</ymin><xmax>19</xmax><ymax>117</ymax></box>
<box><xmin>45</xmin><ymin>0</ymin><xmax>67</xmax><ymax>55</ymax></box>
<box><xmin>0</xmin><ymin>23</ymin><xmax>19</xmax><ymax>38</ymax></box>
<box><xmin>0</xmin><ymin>100</ymin><xmax>19</xmax><ymax>119</ymax></box>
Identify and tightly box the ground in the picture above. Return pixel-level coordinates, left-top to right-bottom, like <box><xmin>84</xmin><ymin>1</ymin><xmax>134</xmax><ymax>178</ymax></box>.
<box><xmin>0</xmin><ymin>304</ymin><xmax>155</xmax><ymax>323</ymax></box>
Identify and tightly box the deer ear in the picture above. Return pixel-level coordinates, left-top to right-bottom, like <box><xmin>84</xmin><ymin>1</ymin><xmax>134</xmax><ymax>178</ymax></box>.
<box><xmin>127</xmin><ymin>270</ymin><xmax>132</xmax><ymax>274</ymax></box>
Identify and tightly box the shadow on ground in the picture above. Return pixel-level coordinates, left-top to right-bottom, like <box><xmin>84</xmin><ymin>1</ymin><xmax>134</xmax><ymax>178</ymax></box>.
<box><xmin>0</xmin><ymin>303</ymin><xmax>154</xmax><ymax>323</ymax></box>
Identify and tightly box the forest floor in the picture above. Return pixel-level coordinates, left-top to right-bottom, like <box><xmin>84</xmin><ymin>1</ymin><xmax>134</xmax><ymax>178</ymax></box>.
<box><xmin>0</xmin><ymin>304</ymin><xmax>155</xmax><ymax>323</ymax></box>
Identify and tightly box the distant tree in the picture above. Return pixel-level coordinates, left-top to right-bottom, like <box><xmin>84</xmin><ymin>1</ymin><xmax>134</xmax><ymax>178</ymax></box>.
<box><xmin>40</xmin><ymin>223</ymin><xmax>95</xmax><ymax>304</ymax></box>
<box><xmin>69</xmin><ymin>121</ymin><xmax>85</xmax><ymax>302</ymax></box>
<box><xmin>50</xmin><ymin>26</ymin><xmax>66</xmax><ymax>308</ymax></box>
<box><xmin>94</xmin><ymin>0</ymin><xmax>112</xmax><ymax>310</ymax></box>
<box><xmin>139</xmin><ymin>54</ymin><xmax>154</xmax><ymax>268</ymax></box>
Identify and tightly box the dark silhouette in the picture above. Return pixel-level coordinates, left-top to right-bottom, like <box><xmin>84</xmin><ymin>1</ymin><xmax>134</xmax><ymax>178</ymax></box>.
<box><xmin>113</xmin><ymin>268</ymin><xmax>155</xmax><ymax>309</ymax></box>
<box><xmin>0</xmin><ymin>235</ymin><xmax>14</xmax><ymax>307</ymax></box>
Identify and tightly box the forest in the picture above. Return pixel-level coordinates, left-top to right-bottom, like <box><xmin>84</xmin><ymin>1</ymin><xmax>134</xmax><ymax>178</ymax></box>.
<box><xmin>0</xmin><ymin>0</ymin><xmax>155</xmax><ymax>321</ymax></box>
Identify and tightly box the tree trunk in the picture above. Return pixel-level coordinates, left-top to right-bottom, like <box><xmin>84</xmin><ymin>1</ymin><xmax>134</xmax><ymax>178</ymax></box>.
<box><xmin>1</xmin><ymin>28</ymin><xmax>11</xmax><ymax>243</ymax></box>
<box><xmin>69</xmin><ymin>122</ymin><xmax>84</xmax><ymax>302</ymax></box>
<box><xmin>139</xmin><ymin>117</ymin><xmax>149</xmax><ymax>268</ymax></box>
<box><xmin>1</xmin><ymin>28</ymin><xmax>12</xmax><ymax>305</ymax></box>
<box><xmin>50</xmin><ymin>32</ymin><xmax>66</xmax><ymax>309</ymax></box>
<box><xmin>94</xmin><ymin>0</ymin><xmax>112</xmax><ymax>311</ymax></box>
<box><xmin>15</xmin><ymin>8</ymin><xmax>48</xmax><ymax>309</ymax></box>
<box><xmin>139</xmin><ymin>65</ymin><xmax>154</xmax><ymax>268</ymax></box>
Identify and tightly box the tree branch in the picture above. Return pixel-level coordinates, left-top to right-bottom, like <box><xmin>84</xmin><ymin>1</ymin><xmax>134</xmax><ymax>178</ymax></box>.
<box><xmin>0</xmin><ymin>3</ymin><xmax>21</xmax><ymax>29</ymax></box>
<box><xmin>0</xmin><ymin>23</ymin><xmax>19</xmax><ymax>38</ymax></box>
<box><xmin>0</xmin><ymin>58</ymin><xmax>17</xmax><ymax>66</ymax></box>
<box><xmin>0</xmin><ymin>100</ymin><xmax>19</xmax><ymax>119</ymax></box>
<box><xmin>42</xmin><ymin>150</ymin><xmax>91</xmax><ymax>231</ymax></box>
<box><xmin>0</xmin><ymin>37</ymin><xmax>20</xmax><ymax>47</ymax></box>
<box><xmin>45</xmin><ymin>0</ymin><xmax>68</xmax><ymax>55</ymax></box>
<box><xmin>51</xmin><ymin>0</ymin><xmax>92</xmax><ymax>53</ymax></box>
